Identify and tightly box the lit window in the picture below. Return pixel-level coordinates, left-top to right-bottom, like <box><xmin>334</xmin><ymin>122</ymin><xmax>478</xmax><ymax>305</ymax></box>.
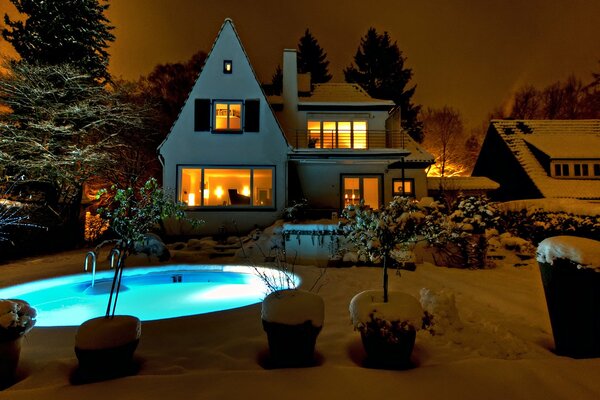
<box><xmin>179</xmin><ymin>167</ymin><xmax>273</xmax><ymax>207</ymax></box>
<box><xmin>214</xmin><ymin>102</ymin><xmax>242</xmax><ymax>131</ymax></box>
<box><xmin>223</xmin><ymin>60</ymin><xmax>232</xmax><ymax>74</ymax></box>
<box><xmin>342</xmin><ymin>175</ymin><xmax>381</xmax><ymax>209</ymax></box>
<box><xmin>392</xmin><ymin>179</ymin><xmax>415</xmax><ymax>197</ymax></box>
<box><xmin>306</xmin><ymin>120</ymin><xmax>368</xmax><ymax>149</ymax></box>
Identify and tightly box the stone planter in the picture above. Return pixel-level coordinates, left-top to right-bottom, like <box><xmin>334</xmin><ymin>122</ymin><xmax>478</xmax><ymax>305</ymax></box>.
<box><xmin>537</xmin><ymin>236</ymin><xmax>600</xmax><ymax>358</ymax></box>
<box><xmin>262</xmin><ymin>320</ymin><xmax>322</xmax><ymax>367</ymax></box>
<box><xmin>261</xmin><ymin>289</ymin><xmax>324</xmax><ymax>367</ymax></box>
<box><xmin>0</xmin><ymin>337</ymin><xmax>22</xmax><ymax>388</ymax></box>
<box><xmin>75</xmin><ymin>315</ymin><xmax>141</xmax><ymax>381</ymax></box>
<box><xmin>360</xmin><ymin>325</ymin><xmax>417</xmax><ymax>369</ymax></box>
<box><xmin>350</xmin><ymin>290</ymin><xmax>423</xmax><ymax>369</ymax></box>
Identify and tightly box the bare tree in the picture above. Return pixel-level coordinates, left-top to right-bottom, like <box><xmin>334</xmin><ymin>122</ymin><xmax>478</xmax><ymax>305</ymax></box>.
<box><xmin>511</xmin><ymin>85</ymin><xmax>541</xmax><ymax>119</ymax></box>
<box><xmin>421</xmin><ymin>106</ymin><xmax>466</xmax><ymax>178</ymax></box>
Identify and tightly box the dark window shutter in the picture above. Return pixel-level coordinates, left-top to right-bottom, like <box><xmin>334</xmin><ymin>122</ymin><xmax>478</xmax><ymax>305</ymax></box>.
<box><xmin>194</xmin><ymin>99</ymin><xmax>211</xmax><ymax>131</ymax></box>
<box><xmin>244</xmin><ymin>99</ymin><xmax>260</xmax><ymax>132</ymax></box>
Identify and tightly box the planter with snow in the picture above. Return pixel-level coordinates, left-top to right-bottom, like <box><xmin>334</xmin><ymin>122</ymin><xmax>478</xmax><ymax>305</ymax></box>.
<box><xmin>537</xmin><ymin>236</ymin><xmax>600</xmax><ymax>358</ymax></box>
<box><xmin>350</xmin><ymin>290</ymin><xmax>423</xmax><ymax>369</ymax></box>
<box><xmin>74</xmin><ymin>315</ymin><xmax>141</xmax><ymax>380</ymax></box>
<box><xmin>261</xmin><ymin>289</ymin><xmax>324</xmax><ymax>367</ymax></box>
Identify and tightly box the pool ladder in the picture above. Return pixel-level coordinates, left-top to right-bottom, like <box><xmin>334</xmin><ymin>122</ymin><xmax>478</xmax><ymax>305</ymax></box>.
<box><xmin>84</xmin><ymin>248</ymin><xmax>120</xmax><ymax>287</ymax></box>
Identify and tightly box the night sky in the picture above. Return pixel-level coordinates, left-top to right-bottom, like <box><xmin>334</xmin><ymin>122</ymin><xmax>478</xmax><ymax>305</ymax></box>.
<box><xmin>2</xmin><ymin>0</ymin><xmax>600</xmax><ymax>130</ymax></box>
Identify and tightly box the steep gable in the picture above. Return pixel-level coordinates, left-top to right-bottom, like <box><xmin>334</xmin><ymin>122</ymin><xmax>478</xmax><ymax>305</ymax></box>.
<box><xmin>159</xmin><ymin>18</ymin><xmax>289</xmax><ymax>165</ymax></box>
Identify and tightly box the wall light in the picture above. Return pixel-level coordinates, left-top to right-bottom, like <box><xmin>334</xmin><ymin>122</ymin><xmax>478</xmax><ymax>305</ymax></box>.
<box><xmin>223</xmin><ymin>60</ymin><xmax>232</xmax><ymax>74</ymax></box>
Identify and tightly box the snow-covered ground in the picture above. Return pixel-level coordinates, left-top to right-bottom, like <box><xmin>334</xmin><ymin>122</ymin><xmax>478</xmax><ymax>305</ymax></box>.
<box><xmin>2</xmin><ymin>233</ymin><xmax>600</xmax><ymax>400</ymax></box>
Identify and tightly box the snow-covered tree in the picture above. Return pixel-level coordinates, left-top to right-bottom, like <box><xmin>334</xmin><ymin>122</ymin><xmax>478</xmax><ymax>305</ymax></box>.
<box><xmin>2</xmin><ymin>0</ymin><xmax>115</xmax><ymax>83</ymax></box>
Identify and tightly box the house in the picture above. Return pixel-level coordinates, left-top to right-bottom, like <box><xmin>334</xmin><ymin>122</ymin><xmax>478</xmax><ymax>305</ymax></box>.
<box><xmin>159</xmin><ymin>19</ymin><xmax>434</xmax><ymax>234</ymax></box>
<box><xmin>472</xmin><ymin>119</ymin><xmax>600</xmax><ymax>201</ymax></box>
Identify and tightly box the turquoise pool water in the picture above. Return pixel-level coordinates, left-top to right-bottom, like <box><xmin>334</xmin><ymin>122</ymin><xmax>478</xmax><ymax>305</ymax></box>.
<box><xmin>0</xmin><ymin>265</ymin><xmax>288</xmax><ymax>327</ymax></box>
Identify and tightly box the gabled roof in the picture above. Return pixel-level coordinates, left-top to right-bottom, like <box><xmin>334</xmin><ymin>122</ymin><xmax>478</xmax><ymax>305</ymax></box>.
<box><xmin>298</xmin><ymin>83</ymin><xmax>395</xmax><ymax>106</ymax></box>
<box><xmin>489</xmin><ymin>119</ymin><xmax>600</xmax><ymax>199</ymax></box>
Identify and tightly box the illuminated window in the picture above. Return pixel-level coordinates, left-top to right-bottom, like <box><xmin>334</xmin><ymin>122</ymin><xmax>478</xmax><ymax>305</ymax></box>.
<box><xmin>214</xmin><ymin>102</ymin><xmax>242</xmax><ymax>131</ymax></box>
<box><xmin>342</xmin><ymin>175</ymin><xmax>381</xmax><ymax>209</ymax></box>
<box><xmin>392</xmin><ymin>178</ymin><xmax>415</xmax><ymax>197</ymax></box>
<box><xmin>306</xmin><ymin>120</ymin><xmax>368</xmax><ymax>149</ymax></box>
<box><xmin>179</xmin><ymin>167</ymin><xmax>273</xmax><ymax>207</ymax></box>
<box><xmin>223</xmin><ymin>60</ymin><xmax>232</xmax><ymax>74</ymax></box>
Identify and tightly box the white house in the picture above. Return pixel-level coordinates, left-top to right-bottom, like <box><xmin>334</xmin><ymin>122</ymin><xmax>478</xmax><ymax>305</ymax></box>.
<box><xmin>159</xmin><ymin>19</ymin><xmax>434</xmax><ymax>234</ymax></box>
<box><xmin>158</xmin><ymin>19</ymin><xmax>289</xmax><ymax>234</ymax></box>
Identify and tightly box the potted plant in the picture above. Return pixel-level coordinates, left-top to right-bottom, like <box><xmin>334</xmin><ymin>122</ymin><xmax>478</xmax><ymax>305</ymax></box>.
<box><xmin>537</xmin><ymin>235</ymin><xmax>600</xmax><ymax>358</ymax></box>
<box><xmin>251</xmin><ymin>246</ymin><xmax>324</xmax><ymax>368</ymax></box>
<box><xmin>341</xmin><ymin>196</ymin><xmax>425</xmax><ymax>368</ymax></box>
<box><xmin>75</xmin><ymin>178</ymin><xmax>202</xmax><ymax>381</ymax></box>
<box><xmin>0</xmin><ymin>299</ymin><xmax>36</xmax><ymax>388</ymax></box>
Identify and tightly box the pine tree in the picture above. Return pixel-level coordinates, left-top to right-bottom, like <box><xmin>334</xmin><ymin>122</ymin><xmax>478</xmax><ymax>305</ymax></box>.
<box><xmin>297</xmin><ymin>29</ymin><xmax>332</xmax><ymax>84</ymax></box>
<box><xmin>344</xmin><ymin>28</ymin><xmax>423</xmax><ymax>142</ymax></box>
<box><xmin>2</xmin><ymin>0</ymin><xmax>115</xmax><ymax>83</ymax></box>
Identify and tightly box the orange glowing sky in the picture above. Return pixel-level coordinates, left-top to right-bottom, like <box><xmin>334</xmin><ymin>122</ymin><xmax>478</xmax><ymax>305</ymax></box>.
<box><xmin>1</xmin><ymin>0</ymin><xmax>600</xmax><ymax>130</ymax></box>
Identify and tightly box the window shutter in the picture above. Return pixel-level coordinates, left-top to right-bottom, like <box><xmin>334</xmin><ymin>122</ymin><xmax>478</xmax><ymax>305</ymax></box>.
<box><xmin>244</xmin><ymin>99</ymin><xmax>260</xmax><ymax>132</ymax></box>
<box><xmin>194</xmin><ymin>99</ymin><xmax>211</xmax><ymax>131</ymax></box>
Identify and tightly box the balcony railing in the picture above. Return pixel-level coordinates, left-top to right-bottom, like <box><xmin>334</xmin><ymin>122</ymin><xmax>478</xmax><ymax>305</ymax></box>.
<box><xmin>288</xmin><ymin>130</ymin><xmax>409</xmax><ymax>150</ymax></box>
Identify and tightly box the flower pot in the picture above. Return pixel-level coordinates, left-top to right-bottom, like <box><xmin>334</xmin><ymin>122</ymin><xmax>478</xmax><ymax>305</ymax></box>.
<box><xmin>75</xmin><ymin>315</ymin><xmax>141</xmax><ymax>381</ymax></box>
<box><xmin>0</xmin><ymin>337</ymin><xmax>22</xmax><ymax>388</ymax></box>
<box><xmin>262</xmin><ymin>320</ymin><xmax>322</xmax><ymax>367</ymax></box>
<box><xmin>360</xmin><ymin>326</ymin><xmax>417</xmax><ymax>369</ymax></box>
<box><xmin>261</xmin><ymin>289</ymin><xmax>324</xmax><ymax>367</ymax></box>
<box><xmin>350</xmin><ymin>290</ymin><xmax>423</xmax><ymax>369</ymax></box>
<box><xmin>537</xmin><ymin>236</ymin><xmax>600</xmax><ymax>358</ymax></box>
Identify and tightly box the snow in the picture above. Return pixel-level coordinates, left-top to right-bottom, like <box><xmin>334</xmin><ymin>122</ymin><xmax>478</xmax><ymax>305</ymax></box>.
<box><xmin>1</xmin><ymin>234</ymin><xmax>600</xmax><ymax>399</ymax></box>
<box><xmin>498</xmin><ymin>198</ymin><xmax>600</xmax><ymax>216</ymax></box>
<box><xmin>536</xmin><ymin>236</ymin><xmax>600</xmax><ymax>271</ymax></box>
<box><xmin>75</xmin><ymin>316</ymin><xmax>142</xmax><ymax>350</ymax></box>
<box><xmin>349</xmin><ymin>290</ymin><xmax>423</xmax><ymax>330</ymax></box>
<box><xmin>261</xmin><ymin>289</ymin><xmax>324</xmax><ymax>327</ymax></box>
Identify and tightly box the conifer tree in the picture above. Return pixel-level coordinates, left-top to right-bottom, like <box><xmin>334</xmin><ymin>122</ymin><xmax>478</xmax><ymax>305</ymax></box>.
<box><xmin>297</xmin><ymin>29</ymin><xmax>332</xmax><ymax>84</ymax></box>
<box><xmin>345</xmin><ymin>28</ymin><xmax>423</xmax><ymax>142</ymax></box>
<box><xmin>2</xmin><ymin>0</ymin><xmax>115</xmax><ymax>83</ymax></box>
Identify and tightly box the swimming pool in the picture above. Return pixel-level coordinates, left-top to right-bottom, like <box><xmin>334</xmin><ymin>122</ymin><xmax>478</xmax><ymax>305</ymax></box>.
<box><xmin>0</xmin><ymin>265</ymin><xmax>296</xmax><ymax>326</ymax></box>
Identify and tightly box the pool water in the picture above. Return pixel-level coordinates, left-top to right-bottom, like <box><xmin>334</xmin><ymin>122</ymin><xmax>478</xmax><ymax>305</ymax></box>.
<box><xmin>0</xmin><ymin>265</ymin><xmax>289</xmax><ymax>326</ymax></box>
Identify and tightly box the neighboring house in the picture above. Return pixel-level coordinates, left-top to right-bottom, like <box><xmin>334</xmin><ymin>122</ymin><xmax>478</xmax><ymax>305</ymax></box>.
<box><xmin>472</xmin><ymin>120</ymin><xmax>600</xmax><ymax>201</ymax></box>
<box><xmin>159</xmin><ymin>19</ymin><xmax>434</xmax><ymax>234</ymax></box>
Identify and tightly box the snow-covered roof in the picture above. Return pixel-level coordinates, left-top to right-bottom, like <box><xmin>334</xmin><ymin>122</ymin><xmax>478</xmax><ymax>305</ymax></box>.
<box><xmin>490</xmin><ymin>120</ymin><xmax>600</xmax><ymax>199</ymax></box>
<box><xmin>298</xmin><ymin>83</ymin><xmax>395</xmax><ymax>106</ymax></box>
<box><xmin>402</xmin><ymin>134</ymin><xmax>435</xmax><ymax>164</ymax></box>
<box><xmin>523</xmin><ymin>134</ymin><xmax>600</xmax><ymax>159</ymax></box>
<box><xmin>537</xmin><ymin>236</ymin><xmax>600</xmax><ymax>271</ymax></box>
<box><xmin>427</xmin><ymin>176</ymin><xmax>500</xmax><ymax>191</ymax></box>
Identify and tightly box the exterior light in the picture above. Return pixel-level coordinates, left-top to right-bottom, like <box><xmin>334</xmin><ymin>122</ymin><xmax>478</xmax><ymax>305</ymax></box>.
<box><xmin>223</xmin><ymin>60</ymin><xmax>232</xmax><ymax>74</ymax></box>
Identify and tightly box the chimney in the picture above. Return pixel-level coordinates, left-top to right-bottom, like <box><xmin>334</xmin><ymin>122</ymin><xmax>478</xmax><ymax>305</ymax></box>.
<box><xmin>282</xmin><ymin>49</ymin><xmax>299</xmax><ymax>134</ymax></box>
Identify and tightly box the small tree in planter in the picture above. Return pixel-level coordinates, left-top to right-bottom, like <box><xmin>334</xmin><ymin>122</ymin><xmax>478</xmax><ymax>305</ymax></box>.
<box><xmin>249</xmin><ymin>244</ymin><xmax>325</xmax><ymax>368</ymax></box>
<box><xmin>340</xmin><ymin>196</ymin><xmax>425</xmax><ymax>368</ymax></box>
<box><xmin>74</xmin><ymin>178</ymin><xmax>202</xmax><ymax>381</ymax></box>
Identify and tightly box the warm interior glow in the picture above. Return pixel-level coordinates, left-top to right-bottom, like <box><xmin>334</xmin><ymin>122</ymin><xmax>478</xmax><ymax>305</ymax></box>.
<box><xmin>306</xmin><ymin>120</ymin><xmax>368</xmax><ymax>149</ymax></box>
<box><xmin>187</xmin><ymin>193</ymin><xmax>196</xmax><ymax>206</ymax></box>
<box><xmin>353</xmin><ymin>121</ymin><xmax>367</xmax><ymax>149</ymax></box>
<box><xmin>215</xmin><ymin>103</ymin><xmax>241</xmax><ymax>130</ymax></box>
<box><xmin>343</xmin><ymin>176</ymin><xmax>380</xmax><ymax>209</ymax></box>
<box><xmin>215</xmin><ymin>186</ymin><xmax>224</xmax><ymax>199</ymax></box>
<box><xmin>242</xmin><ymin>186</ymin><xmax>250</xmax><ymax>197</ymax></box>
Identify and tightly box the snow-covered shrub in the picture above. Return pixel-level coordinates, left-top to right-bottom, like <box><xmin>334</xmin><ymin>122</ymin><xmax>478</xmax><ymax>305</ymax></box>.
<box><xmin>423</xmin><ymin>196</ymin><xmax>499</xmax><ymax>269</ymax></box>
<box><xmin>501</xmin><ymin>208</ymin><xmax>600</xmax><ymax>245</ymax></box>
<box><xmin>282</xmin><ymin>198</ymin><xmax>308</xmax><ymax>221</ymax></box>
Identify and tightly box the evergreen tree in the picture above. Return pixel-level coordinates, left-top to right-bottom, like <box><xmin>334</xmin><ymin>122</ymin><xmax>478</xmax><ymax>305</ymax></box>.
<box><xmin>2</xmin><ymin>0</ymin><xmax>115</xmax><ymax>83</ymax></box>
<box><xmin>345</xmin><ymin>28</ymin><xmax>422</xmax><ymax>142</ymax></box>
<box><xmin>297</xmin><ymin>29</ymin><xmax>332</xmax><ymax>84</ymax></box>
<box><xmin>264</xmin><ymin>64</ymin><xmax>283</xmax><ymax>95</ymax></box>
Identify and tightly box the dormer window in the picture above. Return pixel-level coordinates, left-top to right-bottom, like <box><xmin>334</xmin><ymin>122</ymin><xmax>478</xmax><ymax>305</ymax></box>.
<box><xmin>214</xmin><ymin>102</ymin><xmax>242</xmax><ymax>131</ymax></box>
<box><xmin>223</xmin><ymin>60</ymin><xmax>232</xmax><ymax>74</ymax></box>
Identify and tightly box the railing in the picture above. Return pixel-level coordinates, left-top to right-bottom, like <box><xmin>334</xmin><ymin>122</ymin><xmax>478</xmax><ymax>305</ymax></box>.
<box><xmin>289</xmin><ymin>130</ymin><xmax>409</xmax><ymax>150</ymax></box>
